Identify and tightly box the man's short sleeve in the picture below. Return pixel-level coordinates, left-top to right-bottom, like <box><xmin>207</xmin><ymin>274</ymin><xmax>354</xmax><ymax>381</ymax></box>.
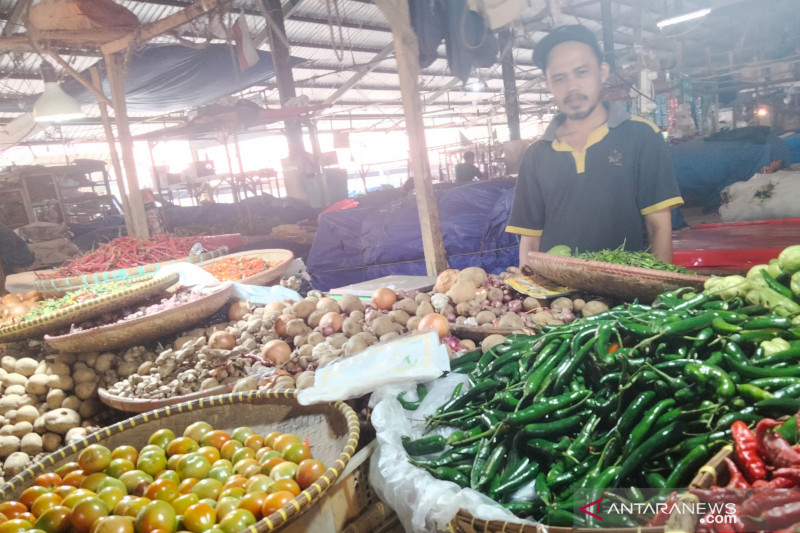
<box><xmin>506</xmin><ymin>148</ymin><xmax>544</xmax><ymax>237</ymax></box>
<box><xmin>635</xmin><ymin>126</ymin><xmax>683</xmax><ymax>215</ymax></box>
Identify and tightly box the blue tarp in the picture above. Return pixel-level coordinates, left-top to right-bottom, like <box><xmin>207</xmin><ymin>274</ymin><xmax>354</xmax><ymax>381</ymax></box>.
<box><xmin>782</xmin><ymin>132</ymin><xmax>800</xmax><ymax>164</ymax></box>
<box><xmin>307</xmin><ymin>179</ymin><xmax>519</xmax><ymax>291</ymax></box>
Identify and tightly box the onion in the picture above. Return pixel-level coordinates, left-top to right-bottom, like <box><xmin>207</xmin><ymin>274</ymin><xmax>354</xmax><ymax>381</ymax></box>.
<box><xmin>371</xmin><ymin>287</ymin><xmax>397</xmax><ymax>310</ymax></box>
<box><xmin>319</xmin><ymin>312</ymin><xmax>343</xmax><ymax>335</ymax></box>
<box><xmin>418</xmin><ymin>313</ymin><xmax>450</xmax><ymax>339</ymax></box>
<box><xmin>446</xmin><ymin>313</ymin><xmax>456</xmax><ymax>322</ymax></box>
<box><xmin>8</xmin><ymin>303</ymin><xmax>29</xmax><ymax>318</ymax></box>
<box><xmin>508</xmin><ymin>300</ymin><xmax>522</xmax><ymax>313</ymax></box>
<box><xmin>23</xmin><ymin>290</ymin><xmax>41</xmax><ymax>302</ymax></box>
<box><xmin>266</xmin><ymin>301</ymin><xmax>286</xmax><ymax>313</ymax></box>
<box><xmin>262</xmin><ymin>339</ymin><xmax>292</xmax><ymax>365</ymax></box>
<box><xmin>474</xmin><ymin>287</ymin><xmax>488</xmax><ymax>300</ymax></box>
<box><xmin>2</xmin><ymin>293</ymin><xmax>21</xmax><ymax>306</ymax></box>
<box><xmin>274</xmin><ymin>314</ymin><xmax>296</xmax><ymax>337</ymax></box>
<box><xmin>208</xmin><ymin>331</ymin><xmax>236</xmax><ymax>350</ymax></box>
<box><xmin>503</xmin><ymin>294</ymin><xmax>511</xmax><ymax>302</ymax></box>
<box><xmin>443</xmin><ymin>336</ymin><xmax>460</xmax><ymax>350</ymax></box>
<box><xmin>228</xmin><ymin>300</ymin><xmax>251</xmax><ymax>321</ymax></box>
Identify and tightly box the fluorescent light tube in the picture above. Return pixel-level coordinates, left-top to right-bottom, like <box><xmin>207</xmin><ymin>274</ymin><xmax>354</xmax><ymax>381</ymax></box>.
<box><xmin>657</xmin><ymin>8</ymin><xmax>711</xmax><ymax>29</ymax></box>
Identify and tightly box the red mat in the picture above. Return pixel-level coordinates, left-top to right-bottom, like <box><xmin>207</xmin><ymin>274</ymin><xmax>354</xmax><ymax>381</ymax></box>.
<box><xmin>673</xmin><ymin>217</ymin><xmax>800</xmax><ymax>270</ymax></box>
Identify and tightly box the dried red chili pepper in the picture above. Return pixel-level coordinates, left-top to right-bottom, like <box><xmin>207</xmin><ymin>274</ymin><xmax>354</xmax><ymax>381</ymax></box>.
<box><xmin>732</xmin><ymin>420</ymin><xmax>767</xmax><ymax>483</ymax></box>
<box><xmin>762</xmin><ymin>430</ymin><xmax>800</xmax><ymax>469</ymax></box>
<box><xmin>773</xmin><ymin>468</ymin><xmax>800</xmax><ymax>486</ymax></box>
<box><xmin>724</xmin><ymin>457</ymin><xmax>751</xmax><ymax>489</ymax></box>
<box><xmin>646</xmin><ymin>490</ymin><xmax>677</xmax><ymax>527</ymax></box>
<box><xmin>760</xmin><ymin>501</ymin><xmax>800</xmax><ymax>529</ymax></box>
<box><xmin>691</xmin><ymin>488</ymin><xmax>748</xmax><ymax>504</ymax></box>
<box><xmin>742</xmin><ymin>488</ymin><xmax>800</xmax><ymax>516</ymax></box>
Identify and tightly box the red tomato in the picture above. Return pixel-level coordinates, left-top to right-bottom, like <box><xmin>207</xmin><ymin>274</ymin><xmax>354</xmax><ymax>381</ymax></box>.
<box><xmin>144</xmin><ymin>479</ymin><xmax>179</xmax><ymax>503</ymax></box>
<box><xmin>166</xmin><ymin>437</ymin><xmax>197</xmax><ymax>457</ymax></box>
<box><xmin>200</xmin><ymin>431</ymin><xmax>231</xmax><ymax>450</ymax></box>
<box><xmin>78</xmin><ymin>445</ymin><xmax>112</xmax><ymax>475</ymax></box>
<box><xmin>71</xmin><ymin>497</ymin><xmax>110</xmax><ymax>533</ymax></box>
<box><xmin>243</xmin><ymin>435</ymin><xmax>264</xmax><ymax>451</ymax></box>
<box><xmin>31</xmin><ymin>494</ymin><xmax>62</xmax><ymax>518</ymax></box>
<box><xmin>33</xmin><ymin>473</ymin><xmax>63</xmax><ymax>489</ymax></box>
<box><xmin>271</xmin><ymin>434</ymin><xmax>300</xmax><ymax>454</ymax></box>
<box><xmin>62</xmin><ymin>471</ymin><xmax>87</xmax><ymax>488</ymax></box>
<box><xmin>182</xmin><ymin>503</ymin><xmax>216</xmax><ymax>533</ymax></box>
<box><xmin>135</xmin><ymin>501</ymin><xmax>175</xmax><ymax>533</ymax></box>
<box><xmin>296</xmin><ymin>459</ymin><xmax>326</xmax><ymax>490</ymax></box>
<box><xmin>267</xmin><ymin>479</ymin><xmax>300</xmax><ymax>497</ymax></box>
<box><xmin>238</xmin><ymin>491</ymin><xmax>267</xmax><ymax>519</ymax></box>
<box><xmin>176</xmin><ymin>454</ymin><xmax>211</xmax><ymax>480</ymax></box>
<box><xmin>110</xmin><ymin>446</ymin><xmax>138</xmax><ymax>464</ymax></box>
<box><xmin>90</xmin><ymin>516</ymin><xmax>134</xmax><ymax>533</ymax></box>
<box><xmin>54</xmin><ymin>462</ymin><xmax>81</xmax><ymax>479</ymax></box>
<box><xmin>260</xmin><ymin>491</ymin><xmax>294</xmax><ymax>517</ymax></box>
<box><xmin>0</xmin><ymin>504</ymin><xmax>27</xmax><ymax>520</ymax></box>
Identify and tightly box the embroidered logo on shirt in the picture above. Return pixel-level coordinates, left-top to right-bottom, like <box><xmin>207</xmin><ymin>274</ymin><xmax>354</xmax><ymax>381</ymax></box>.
<box><xmin>608</xmin><ymin>149</ymin><xmax>623</xmax><ymax>166</ymax></box>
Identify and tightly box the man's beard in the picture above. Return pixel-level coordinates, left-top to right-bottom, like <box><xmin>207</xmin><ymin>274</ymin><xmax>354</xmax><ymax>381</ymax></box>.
<box><xmin>564</xmin><ymin>98</ymin><xmax>599</xmax><ymax>121</ymax></box>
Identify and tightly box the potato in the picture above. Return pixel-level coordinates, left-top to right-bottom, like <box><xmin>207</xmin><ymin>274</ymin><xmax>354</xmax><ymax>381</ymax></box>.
<box><xmin>433</xmin><ymin>269</ymin><xmax>459</xmax><ymax>293</ymax></box>
<box><xmin>0</xmin><ymin>424</ymin><xmax>12</xmax><ymax>436</ymax></box>
<box><xmin>459</xmin><ymin>339</ymin><xmax>476</xmax><ymax>351</ymax></box>
<box><xmin>75</xmin><ymin>382</ymin><xmax>98</xmax><ymax>401</ymax></box>
<box><xmin>414</xmin><ymin>292</ymin><xmax>431</xmax><ymax>304</ymax></box>
<box><xmin>446</xmin><ymin>280</ymin><xmax>477</xmax><ymax>305</ymax></box>
<box><xmin>328</xmin><ymin>333</ymin><xmax>349</xmax><ymax>349</ymax></box>
<box><xmin>349</xmin><ymin>310</ymin><xmax>365</xmax><ymax>322</ymax></box>
<box><xmin>65</xmin><ymin>427</ymin><xmax>88</xmax><ymax>445</ymax></box>
<box><xmin>46</xmin><ymin>362</ymin><xmax>71</xmax><ymax>376</ymax></box>
<box><xmin>3</xmin><ymin>451</ymin><xmax>29</xmax><ymax>477</ymax></box>
<box><xmin>291</xmin><ymin>299</ymin><xmax>316</xmax><ymax>319</ymax></box>
<box><xmin>5</xmin><ymin>385</ymin><xmax>25</xmax><ymax>397</ymax></box>
<box><xmin>293</xmin><ymin>335</ymin><xmax>308</xmax><ymax>347</ymax></box>
<box><xmin>2</xmin><ymin>373</ymin><xmax>27</xmax><ymax>388</ymax></box>
<box><xmin>285</xmin><ymin>319</ymin><xmax>311</xmax><ymax>338</ymax></box>
<box><xmin>531</xmin><ymin>310</ymin><xmax>554</xmax><ymax>325</ymax></box>
<box><xmin>522</xmin><ymin>297</ymin><xmax>542</xmax><ymax>311</ymax></box>
<box><xmin>343</xmin><ymin>338</ymin><xmax>368</xmax><ymax>357</ymax></box>
<box><xmin>306</xmin><ymin>332</ymin><xmax>325</xmax><ymax>346</ymax></box>
<box><xmin>387</xmin><ymin>310</ymin><xmax>410</xmax><ymax>326</ymax></box>
<box><xmin>79</xmin><ymin>352</ymin><xmax>99</xmax><ymax>367</ymax></box>
<box><xmin>173</xmin><ymin>336</ymin><xmax>195</xmax><ymax>351</ymax></box>
<box><xmin>294</xmin><ymin>371</ymin><xmax>315</xmax><ymax>390</ymax></box>
<box><xmin>0</xmin><ymin>435</ymin><xmax>20</xmax><ymax>456</ymax></box>
<box><xmin>481</xmin><ymin>334</ymin><xmax>506</xmax><ymax>353</ymax></box>
<box><xmin>415</xmin><ymin>301</ymin><xmax>434</xmax><ymax>318</ymax></box>
<box><xmin>306</xmin><ymin>310</ymin><xmax>325</xmax><ymax>329</ymax></box>
<box><xmin>61</xmin><ymin>396</ymin><xmax>81</xmax><ymax>411</ymax></box>
<box><xmin>582</xmin><ymin>300</ymin><xmax>609</xmax><ymax>317</ymax></box>
<box><xmin>550</xmin><ymin>297</ymin><xmax>574</xmax><ymax>314</ymax></box>
<box><xmin>232</xmin><ymin>377</ymin><xmax>258</xmax><ymax>393</ymax></box>
<box><xmin>316</xmin><ymin>297</ymin><xmax>341</xmax><ymax>314</ymax></box>
<box><xmin>44</xmin><ymin>408</ymin><xmax>81</xmax><ymax>434</ymax></box>
<box><xmin>455</xmin><ymin>301</ymin><xmax>480</xmax><ymax>317</ymax></box>
<box><xmin>15</xmin><ymin>405</ymin><xmax>38</xmax><ymax>424</ymax></box>
<box><xmin>47</xmin><ymin>374</ymin><xmax>73</xmax><ymax>390</ymax></box>
<box><xmin>1</xmin><ymin>356</ymin><xmax>16</xmax><ymax>373</ymax></box>
<box><xmin>395</xmin><ymin>298</ymin><xmax>418</xmax><ymax>315</ymax></box>
<box><xmin>53</xmin><ymin>352</ymin><xmax>78</xmax><ymax>366</ymax></box>
<box><xmin>475</xmin><ymin>310</ymin><xmax>496</xmax><ymax>326</ymax></box>
<box><xmin>94</xmin><ymin>353</ymin><xmax>116</xmax><ymax>373</ymax></box>
<box><xmin>72</xmin><ymin>367</ymin><xmax>97</xmax><ymax>384</ymax></box>
<box><xmin>498</xmin><ymin>313</ymin><xmax>525</xmax><ymax>329</ymax></box>
<box><xmin>14</xmin><ymin>358</ymin><xmax>39</xmax><ymax>377</ymax></box>
<box><xmin>572</xmin><ymin>299</ymin><xmax>586</xmax><ymax>313</ymax></box>
<box><xmin>380</xmin><ymin>332</ymin><xmax>400</xmax><ymax>342</ymax></box>
<box><xmin>33</xmin><ymin>415</ymin><xmax>46</xmax><ymax>434</ymax></box>
<box><xmin>341</xmin><ymin>317</ymin><xmax>363</xmax><ymax>337</ymax></box>
<box><xmin>370</xmin><ymin>316</ymin><xmax>397</xmax><ymax>338</ymax></box>
<box><xmin>337</xmin><ymin>294</ymin><xmax>364</xmax><ymax>315</ymax></box>
<box><xmin>46</xmin><ymin>389</ymin><xmax>66</xmax><ymax>410</ymax></box>
<box><xmin>406</xmin><ymin>316</ymin><xmax>422</xmax><ymax>331</ymax></box>
<box><xmin>0</xmin><ymin>395</ymin><xmax>21</xmax><ymax>415</ymax></box>
<box><xmin>12</xmin><ymin>421</ymin><xmax>33</xmax><ymax>438</ymax></box>
<box><xmin>26</xmin><ymin>374</ymin><xmax>49</xmax><ymax>396</ymax></box>
<box><xmin>458</xmin><ymin>267</ymin><xmax>487</xmax><ymax>287</ymax></box>
<box><xmin>42</xmin><ymin>433</ymin><xmax>62</xmax><ymax>452</ymax></box>
<box><xmin>298</xmin><ymin>344</ymin><xmax>313</xmax><ymax>358</ymax></box>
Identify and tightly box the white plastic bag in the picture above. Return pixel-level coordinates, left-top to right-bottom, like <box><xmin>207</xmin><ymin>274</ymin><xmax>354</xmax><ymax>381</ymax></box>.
<box><xmin>368</xmin><ymin>375</ymin><xmax>539</xmax><ymax>532</ymax></box>
<box><xmin>719</xmin><ymin>170</ymin><xmax>800</xmax><ymax>222</ymax></box>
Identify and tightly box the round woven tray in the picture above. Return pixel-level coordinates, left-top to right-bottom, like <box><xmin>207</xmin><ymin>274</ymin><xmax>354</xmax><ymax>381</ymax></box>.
<box><xmin>44</xmin><ymin>282</ymin><xmax>234</xmax><ymax>353</ymax></box>
<box><xmin>0</xmin><ymin>272</ymin><xmax>179</xmax><ymax>343</ymax></box>
<box><xmin>198</xmin><ymin>248</ymin><xmax>294</xmax><ymax>285</ymax></box>
<box><xmin>33</xmin><ymin>246</ymin><xmax>228</xmax><ymax>295</ymax></box>
<box><xmin>450</xmin><ymin>509</ymin><xmax>666</xmax><ymax>533</ymax></box>
<box><xmin>526</xmin><ymin>251</ymin><xmax>709</xmax><ymax>303</ymax></box>
<box><xmin>449</xmin><ymin>324</ymin><xmax>536</xmax><ymax>342</ymax></box>
<box><xmin>0</xmin><ymin>390</ymin><xmax>360</xmax><ymax>532</ymax></box>
<box><xmin>97</xmin><ymin>381</ymin><xmax>232</xmax><ymax>413</ymax></box>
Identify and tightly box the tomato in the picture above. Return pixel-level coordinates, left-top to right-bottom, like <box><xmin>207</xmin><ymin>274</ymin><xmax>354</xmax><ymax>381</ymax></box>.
<box><xmin>176</xmin><ymin>453</ymin><xmax>210</xmax><ymax>480</ymax></box>
<box><xmin>241</xmin><ymin>464</ymin><xmax>261</xmax><ymax>479</ymax></box>
<box><xmin>164</xmin><ymin>437</ymin><xmax>195</xmax><ymax>457</ymax></box>
<box><xmin>237</xmin><ymin>491</ymin><xmax>266</xmax><ymax>519</ymax></box>
<box><xmin>109</xmin><ymin>446</ymin><xmax>138</xmax><ymax>464</ymax></box>
<box><xmin>269</xmin><ymin>462</ymin><xmax>298</xmax><ymax>482</ymax></box>
<box><xmin>54</xmin><ymin>462</ymin><xmax>81</xmax><ymax>478</ymax></box>
<box><xmin>230</xmin><ymin>427</ymin><xmax>254</xmax><ymax>445</ymax></box>
<box><xmin>0</xmin><ymin>503</ymin><xmax>27</xmax><ymax>520</ymax></box>
<box><xmin>139</xmin><ymin>445</ymin><xmax>166</xmax><ymax>457</ymax></box>
<box><xmin>0</xmin><ymin>514</ymin><xmax>7</xmax><ymax>526</ymax></box>
<box><xmin>229</xmin><ymin>447</ymin><xmax>254</xmax><ymax>465</ymax></box>
<box><xmin>96</xmin><ymin>487</ymin><xmax>126</xmax><ymax>511</ymax></box>
<box><xmin>31</xmin><ymin>494</ymin><xmax>63</xmax><ymax>518</ymax></box>
<box><xmin>156</xmin><ymin>471</ymin><xmax>181</xmax><ymax>485</ymax></box>
<box><xmin>177</xmin><ymin>478</ymin><xmax>200</xmax><ymax>495</ymax></box>
<box><xmin>81</xmin><ymin>473</ymin><xmax>111</xmax><ymax>493</ymax></box>
<box><xmin>166</xmin><ymin>454</ymin><xmax>184</xmax><ymax>472</ymax></box>
<box><xmin>256</xmin><ymin>450</ymin><xmax>281</xmax><ymax>465</ymax></box>
<box><xmin>53</xmin><ymin>485</ymin><xmax>77</xmax><ymax>499</ymax></box>
<box><xmin>135</xmin><ymin>501</ymin><xmax>176</xmax><ymax>533</ymax></box>
<box><xmin>195</xmin><ymin>447</ymin><xmax>220</xmax><ymax>465</ymax></box>
<box><xmin>258</xmin><ymin>457</ymin><xmax>284</xmax><ymax>475</ymax></box>
<box><xmin>182</xmin><ymin>503</ymin><xmax>215</xmax><ymax>533</ymax></box>
<box><xmin>71</xmin><ymin>497</ymin><xmax>110</xmax><ymax>533</ymax></box>
<box><xmin>183</xmin><ymin>422</ymin><xmax>213</xmax><ymax>443</ymax></box>
<box><xmin>61</xmin><ymin>489</ymin><xmax>97</xmax><ymax>510</ymax></box>
<box><xmin>263</xmin><ymin>432</ymin><xmax>281</xmax><ymax>448</ymax></box>
<box><xmin>96</xmin><ymin>478</ymin><xmax>126</xmax><ymax>494</ymax></box>
<box><xmin>267</xmin><ymin>479</ymin><xmax>300</xmax><ymax>497</ymax></box>
<box><xmin>148</xmin><ymin>429</ymin><xmax>176</xmax><ymax>450</ymax></box>
<box><xmin>119</xmin><ymin>471</ymin><xmax>154</xmax><ymax>494</ymax></box>
<box><xmin>200</xmin><ymin>431</ymin><xmax>231</xmax><ymax>450</ymax></box>
<box><xmin>260</xmin><ymin>491</ymin><xmax>294</xmax><ymax>517</ymax></box>
<box><xmin>218</xmin><ymin>487</ymin><xmax>244</xmax><ymax>500</ymax></box>
<box><xmin>137</xmin><ymin>451</ymin><xmax>168</xmax><ymax>477</ymax></box>
<box><xmin>91</xmin><ymin>516</ymin><xmax>134</xmax><ymax>533</ymax></box>
<box><xmin>244</xmin><ymin>475</ymin><xmax>273</xmax><ymax>494</ymax></box>
<box><xmin>34</xmin><ymin>473</ymin><xmax>63</xmax><ymax>489</ymax></box>
<box><xmin>218</xmin><ymin>441</ymin><xmax>241</xmax><ymax>462</ymax></box>
<box><xmin>16</xmin><ymin>513</ymin><xmax>35</xmax><ymax>524</ymax></box>
<box><xmin>144</xmin><ymin>479</ymin><xmax>179</xmax><ymax>503</ymax></box>
<box><xmin>210</xmin><ymin>459</ymin><xmax>232</xmax><ymax>470</ymax></box>
<box><xmin>216</xmin><ymin>509</ymin><xmax>254</xmax><ymax>533</ymax></box>
<box><xmin>243</xmin><ymin>435</ymin><xmax>264</xmax><ymax>452</ymax></box>
<box><xmin>189</xmin><ymin>479</ymin><xmax>222</xmax><ymax>501</ymax></box>
<box><xmin>106</xmin><ymin>458</ymin><xmax>135</xmax><ymax>479</ymax></box>
<box><xmin>222</xmin><ymin>475</ymin><xmax>247</xmax><ymax>491</ymax></box>
<box><xmin>206</xmin><ymin>466</ymin><xmax>231</xmax><ymax>484</ymax></box>
<box><xmin>0</xmin><ymin>519</ymin><xmax>33</xmax><ymax>533</ymax></box>
<box><xmin>232</xmin><ymin>458</ymin><xmax>257</xmax><ymax>476</ymax></box>
<box><xmin>271</xmin><ymin>434</ymin><xmax>300</xmax><ymax>454</ymax></box>
<box><xmin>295</xmin><ymin>459</ymin><xmax>326</xmax><ymax>490</ymax></box>
<box><xmin>34</xmin><ymin>506</ymin><xmax>71</xmax><ymax>533</ymax></box>
<box><xmin>212</xmin><ymin>498</ymin><xmax>240</xmax><ymax>523</ymax></box>
<box><xmin>281</xmin><ymin>442</ymin><xmax>310</xmax><ymax>464</ymax></box>
<box><xmin>79</xmin><ymin>445</ymin><xmax>112</xmax><ymax>474</ymax></box>
<box><xmin>169</xmin><ymin>494</ymin><xmax>199</xmax><ymax>516</ymax></box>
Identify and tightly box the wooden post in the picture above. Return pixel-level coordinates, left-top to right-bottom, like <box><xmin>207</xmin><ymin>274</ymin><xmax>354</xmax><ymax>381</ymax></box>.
<box><xmin>375</xmin><ymin>0</ymin><xmax>448</xmax><ymax>276</ymax></box>
<box><xmin>146</xmin><ymin>142</ymin><xmax>163</xmax><ymax>200</ymax></box>
<box><xmin>90</xmin><ymin>67</ymin><xmax>132</xmax><ymax>234</ymax></box>
<box><xmin>105</xmin><ymin>52</ymin><xmax>149</xmax><ymax>238</ymax></box>
<box><xmin>600</xmin><ymin>0</ymin><xmax>615</xmax><ymax>71</ymax></box>
<box><xmin>498</xmin><ymin>29</ymin><xmax>520</xmax><ymax>141</ymax></box>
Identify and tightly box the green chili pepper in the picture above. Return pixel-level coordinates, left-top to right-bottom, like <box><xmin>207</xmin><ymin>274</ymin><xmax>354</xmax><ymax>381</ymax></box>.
<box><xmin>775</xmin><ymin>383</ymin><xmax>800</xmax><ymax>399</ymax></box>
<box><xmin>753</xmin><ymin>345</ymin><xmax>800</xmax><ymax>367</ymax></box>
<box><xmin>622</xmin><ymin>398</ymin><xmax>676</xmax><ymax>457</ymax></box>
<box><xmin>743</xmin><ymin>315</ymin><xmax>795</xmax><ymax>330</ymax></box>
<box><xmin>754</xmin><ymin>397</ymin><xmax>800</xmax><ymax>417</ymax></box>
<box><xmin>469</xmin><ymin>437</ymin><xmax>492</xmax><ymax>489</ymax></box>
<box><xmin>647</xmin><ymin>472</ymin><xmax>668</xmax><ymax>489</ymax></box>
<box><xmin>712</xmin><ymin>316</ymin><xmax>741</xmax><ymax>334</ymax></box>
<box><xmin>397</xmin><ymin>383</ymin><xmax>428</xmax><ymax>410</ymax></box>
<box><xmin>522</xmin><ymin>412</ymin><xmax>588</xmax><ymax>438</ymax></box>
<box><xmin>778</xmin><ymin>415</ymin><xmax>799</xmax><ymax>444</ymax></box>
<box><xmin>685</xmin><ymin>363</ymin><xmax>736</xmax><ymax>401</ymax></box>
<box><xmin>664</xmin><ymin>444</ymin><xmax>709</xmax><ymax>489</ymax></box>
<box><xmin>724</xmin><ymin>353</ymin><xmax>800</xmax><ymax>378</ymax></box>
<box><xmin>615</xmin><ymin>423</ymin><xmax>681</xmax><ymax>486</ymax></box>
<box><xmin>477</xmin><ymin>440</ymin><xmax>508</xmax><ymax>489</ymax></box>
<box><xmin>524</xmin><ymin>437</ymin><xmax>570</xmax><ymax>459</ymax></box>
<box><xmin>762</xmin><ymin>269</ymin><xmax>794</xmax><ymax>300</ymax></box>
<box><xmin>401</xmin><ymin>435</ymin><xmax>446</xmax><ymax>456</ymax></box>
<box><xmin>618</xmin><ymin>391</ymin><xmax>657</xmax><ymax>436</ymax></box>
<box><xmin>523</xmin><ymin>339</ymin><xmax>569</xmax><ymax>396</ymax></box>
<box><xmin>679</xmin><ymin>429</ymin><xmax>732</xmax><ymax>452</ymax></box>
<box><xmin>505</xmin><ymin>389</ymin><xmax>590</xmax><ymax>426</ymax></box>
<box><xmin>494</xmin><ymin>459</ymin><xmax>539</xmax><ymax>497</ymax></box>
<box><xmin>737</xmin><ymin>383</ymin><xmax>774</xmax><ymax>402</ymax></box>
<box><xmin>749</xmin><ymin>377</ymin><xmax>800</xmax><ymax>390</ymax></box>
<box><xmin>660</xmin><ymin>312</ymin><xmax>716</xmax><ymax>336</ymax></box>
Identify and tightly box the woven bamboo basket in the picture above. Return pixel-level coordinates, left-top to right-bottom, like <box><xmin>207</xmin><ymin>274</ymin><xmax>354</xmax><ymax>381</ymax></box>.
<box><xmin>449</xmin><ymin>324</ymin><xmax>536</xmax><ymax>342</ymax></box>
<box><xmin>450</xmin><ymin>509</ymin><xmax>666</xmax><ymax>533</ymax></box>
<box><xmin>688</xmin><ymin>445</ymin><xmax>733</xmax><ymax>490</ymax></box>
<box><xmin>198</xmin><ymin>249</ymin><xmax>295</xmax><ymax>285</ymax></box>
<box><xmin>33</xmin><ymin>247</ymin><xmax>227</xmax><ymax>295</ymax></box>
<box><xmin>43</xmin><ymin>282</ymin><xmax>233</xmax><ymax>353</ymax></box>
<box><xmin>526</xmin><ymin>251</ymin><xmax>709</xmax><ymax>303</ymax></box>
<box><xmin>97</xmin><ymin>381</ymin><xmax>231</xmax><ymax>413</ymax></box>
<box><xmin>0</xmin><ymin>272</ymin><xmax>179</xmax><ymax>343</ymax></box>
<box><xmin>0</xmin><ymin>390</ymin><xmax>361</xmax><ymax>532</ymax></box>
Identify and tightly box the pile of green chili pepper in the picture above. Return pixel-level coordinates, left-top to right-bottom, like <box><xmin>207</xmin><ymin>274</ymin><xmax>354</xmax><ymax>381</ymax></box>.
<box><xmin>398</xmin><ymin>287</ymin><xmax>800</xmax><ymax>527</ymax></box>
<box><xmin>573</xmin><ymin>244</ymin><xmax>691</xmax><ymax>273</ymax></box>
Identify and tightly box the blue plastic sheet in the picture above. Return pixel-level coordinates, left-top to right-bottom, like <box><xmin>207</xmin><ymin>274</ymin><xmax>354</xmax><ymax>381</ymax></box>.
<box><xmin>307</xmin><ymin>180</ymin><xmax>519</xmax><ymax>291</ymax></box>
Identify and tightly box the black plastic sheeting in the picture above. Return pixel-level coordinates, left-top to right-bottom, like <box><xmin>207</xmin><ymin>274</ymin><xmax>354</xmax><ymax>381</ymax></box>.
<box><xmin>306</xmin><ymin>179</ymin><xmax>519</xmax><ymax>291</ymax></box>
<box><xmin>3</xmin><ymin>45</ymin><xmax>302</xmax><ymax>114</ymax></box>
<box><xmin>163</xmin><ymin>195</ymin><xmax>319</xmax><ymax>228</ymax></box>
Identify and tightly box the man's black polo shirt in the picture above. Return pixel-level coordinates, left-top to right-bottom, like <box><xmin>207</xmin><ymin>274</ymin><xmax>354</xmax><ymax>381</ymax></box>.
<box><xmin>506</xmin><ymin>104</ymin><xmax>683</xmax><ymax>253</ymax></box>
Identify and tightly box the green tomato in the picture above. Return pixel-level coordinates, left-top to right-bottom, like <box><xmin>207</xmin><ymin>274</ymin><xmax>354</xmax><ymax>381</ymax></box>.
<box><xmin>217</xmin><ymin>509</ymin><xmax>255</xmax><ymax>533</ymax></box>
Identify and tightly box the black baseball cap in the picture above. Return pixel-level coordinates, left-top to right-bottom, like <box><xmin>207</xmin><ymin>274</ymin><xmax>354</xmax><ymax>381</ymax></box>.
<box><xmin>533</xmin><ymin>24</ymin><xmax>603</xmax><ymax>71</ymax></box>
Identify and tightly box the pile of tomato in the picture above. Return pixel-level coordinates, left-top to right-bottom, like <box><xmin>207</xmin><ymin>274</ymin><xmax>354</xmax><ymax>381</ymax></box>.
<box><xmin>0</xmin><ymin>423</ymin><xmax>328</xmax><ymax>533</ymax></box>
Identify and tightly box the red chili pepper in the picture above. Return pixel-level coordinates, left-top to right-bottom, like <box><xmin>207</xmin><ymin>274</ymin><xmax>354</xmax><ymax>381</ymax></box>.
<box><xmin>742</xmin><ymin>488</ymin><xmax>800</xmax><ymax>516</ymax></box>
<box><xmin>760</xmin><ymin>429</ymin><xmax>800</xmax><ymax>469</ymax></box>
<box><xmin>691</xmin><ymin>488</ymin><xmax>748</xmax><ymax>504</ymax></box>
<box><xmin>724</xmin><ymin>457</ymin><xmax>751</xmax><ymax>489</ymax></box>
<box><xmin>773</xmin><ymin>468</ymin><xmax>800</xmax><ymax>486</ymax></box>
<box><xmin>761</xmin><ymin>501</ymin><xmax>800</xmax><ymax>529</ymax></box>
<box><xmin>646</xmin><ymin>490</ymin><xmax>677</xmax><ymax>526</ymax></box>
<box><xmin>731</xmin><ymin>420</ymin><xmax>767</xmax><ymax>483</ymax></box>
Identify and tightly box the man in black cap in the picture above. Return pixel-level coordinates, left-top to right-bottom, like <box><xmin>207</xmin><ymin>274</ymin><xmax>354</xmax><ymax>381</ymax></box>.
<box><xmin>506</xmin><ymin>25</ymin><xmax>683</xmax><ymax>265</ymax></box>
